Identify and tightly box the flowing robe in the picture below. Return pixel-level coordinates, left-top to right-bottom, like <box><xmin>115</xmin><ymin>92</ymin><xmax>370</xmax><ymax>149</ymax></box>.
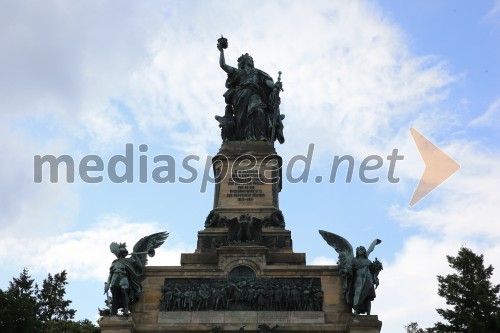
<box><xmin>224</xmin><ymin>68</ymin><xmax>273</xmax><ymax>141</ymax></box>
<box><xmin>351</xmin><ymin>257</ymin><xmax>376</xmax><ymax>314</ymax></box>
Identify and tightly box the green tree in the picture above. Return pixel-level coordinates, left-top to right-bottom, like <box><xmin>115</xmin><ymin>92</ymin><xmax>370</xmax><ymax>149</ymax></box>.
<box><xmin>1</xmin><ymin>268</ymin><xmax>98</xmax><ymax>333</ymax></box>
<box><xmin>405</xmin><ymin>322</ymin><xmax>427</xmax><ymax>333</ymax></box>
<box><xmin>432</xmin><ymin>247</ymin><xmax>500</xmax><ymax>333</ymax></box>
<box><xmin>42</xmin><ymin>319</ymin><xmax>100</xmax><ymax>333</ymax></box>
<box><xmin>0</xmin><ymin>289</ymin><xmax>41</xmax><ymax>333</ymax></box>
<box><xmin>37</xmin><ymin>270</ymin><xmax>76</xmax><ymax>322</ymax></box>
<box><xmin>1</xmin><ymin>269</ymin><xmax>41</xmax><ymax>333</ymax></box>
<box><xmin>8</xmin><ymin>268</ymin><xmax>38</xmax><ymax>299</ymax></box>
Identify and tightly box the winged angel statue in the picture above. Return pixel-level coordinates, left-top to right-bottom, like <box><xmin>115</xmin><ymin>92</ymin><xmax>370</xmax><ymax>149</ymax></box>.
<box><xmin>104</xmin><ymin>231</ymin><xmax>168</xmax><ymax>315</ymax></box>
<box><xmin>318</xmin><ymin>230</ymin><xmax>383</xmax><ymax>315</ymax></box>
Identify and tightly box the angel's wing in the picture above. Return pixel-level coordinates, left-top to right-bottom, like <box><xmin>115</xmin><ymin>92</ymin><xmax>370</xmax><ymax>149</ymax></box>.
<box><xmin>319</xmin><ymin>230</ymin><xmax>355</xmax><ymax>275</ymax></box>
<box><xmin>318</xmin><ymin>230</ymin><xmax>353</xmax><ymax>255</ymax></box>
<box><xmin>132</xmin><ymin>231</ymin><xmax>169</xmax><ymax>265</ymax></box>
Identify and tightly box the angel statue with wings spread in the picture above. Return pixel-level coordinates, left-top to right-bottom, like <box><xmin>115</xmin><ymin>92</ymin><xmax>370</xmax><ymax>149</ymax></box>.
<box><xmin>319</xmin><ymin>230</ymin><xmax>383</xmax><ymax>315</ymax></box>
<box><xmin>104</xmin><ymin>231</ymin><xmax>168</xmax><ymax>315</ymax></box>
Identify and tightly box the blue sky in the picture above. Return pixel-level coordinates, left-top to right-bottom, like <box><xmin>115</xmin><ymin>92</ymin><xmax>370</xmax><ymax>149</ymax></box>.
<box><xmin>1</xmin><ymin>1</ymin><xmax>499</xmax><ymax>331</ymax></box>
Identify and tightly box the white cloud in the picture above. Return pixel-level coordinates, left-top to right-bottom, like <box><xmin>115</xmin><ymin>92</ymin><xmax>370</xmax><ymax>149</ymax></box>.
<box><xmin>119</xmin><ymin>1</ymin><xmax>454</xmax><ymax>160</ymax></box>
<box><xmin>485</xmin><ymin>0</ymin><xmax>500</xmax><ymax>20</ymax></box>
<box><xmin>376</xmin><ymin>237</ymin><xmax>458</xmax><ymax>330</ymax></box>
<box><xmin>0</xmin><ymin>214</ymin><xmax>191</xmax><ymax>281</ymax></box>
<box><xmin>78</xmin><ymin>103</ymin><xmax>133</xmax><ymax>150</ymax></box>
<box><xmin>379</xmin><ymin>140</ymin><xmax>500</xmax><ymax>330</ymax></box>
<box><xmin>0</xmin><ymin>124</ymin><xmax>79</xmax><ymax>236</ymax></box>
<box><xmin>391</xmin><ymin>141</ymin><xmax>500</xmax><ymax>239</ymax></box>
<box><xmin>0</xmin><ymin>0</ymin><xmax>163</xmax><ymax>148</ymax></box>
<box><xmin>469</xmin><ymin>98</ymin><xmax>500</xmax><ymax>128</ymax></box>
<box><xmin>310</xmin><ymin>256</ymin><xmax>337</xmax><ymax>265</ymax></box>
<box><xmin>0</xmin><ymin>0</ymin><xmax>457</xmax><ymax>168</ymax></box>
<box><xmin>376</xmin><ymin>236</ymin><xmax>500</xmax><ymax>331</ymax></box>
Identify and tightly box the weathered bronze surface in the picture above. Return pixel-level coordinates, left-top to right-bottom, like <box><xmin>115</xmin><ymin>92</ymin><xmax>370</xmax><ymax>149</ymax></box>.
<box><xmin>160</xmin><ymin>275</ymin><xmax>323</xmax><ymax>312</ymax></box>
<box><xmin>104</xmin><ymin>231</ymin><xmax>168</xmax><ymax>315</ymax></box>
<box><xmin>319</xmin><ymin>230</ymin><xmax>383</xmax><ymax>316</ymax></box>
<box><xmin>216</xmin><ymin>36</ymin><xmax>285</xmax><ymax>144</ymax></box>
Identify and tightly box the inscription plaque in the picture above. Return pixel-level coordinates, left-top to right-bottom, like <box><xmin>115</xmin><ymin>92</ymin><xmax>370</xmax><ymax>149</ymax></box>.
<box><xmin>215</xmin><ymin>155</ymin><xmax>280</xmax><ymax>209</ymax></box>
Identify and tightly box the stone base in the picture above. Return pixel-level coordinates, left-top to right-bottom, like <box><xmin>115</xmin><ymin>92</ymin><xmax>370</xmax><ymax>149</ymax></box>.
<box><xmin>212</xmin><ymin>244</ymin><xmax>304</xmax><ymax>267</ymax></box>
<box><xmin>98</xmin><ymin>315</ymin><xmax>136</xmax><ymax>333</ymax></box>
<box><xmin>99</xmin><ymin>241</ymin><xmax>381</xmax><ymax>333</ymax></box>
<box><xmin>126</xmin><ymin>324</ymin><xmax>350</xmax><ymax>332</ymax></box>
<box><xmin>190</xmin><ymin>228</ymin><xmax>297</xmax><ymax>256</ymax></box>
<box><xmin>98</xmin><ymin>258</ymin><xmax>380</xmax><ymax>332</ymax></box>
<box><xmin>158</xmin><ymin>311</ymin><xmax>325</xmax><ymax>324</ymax></box>
<box><xmin>347</xmin><ymin>316</ymin><xmax>383</xmax><ymax>333</ymax></box>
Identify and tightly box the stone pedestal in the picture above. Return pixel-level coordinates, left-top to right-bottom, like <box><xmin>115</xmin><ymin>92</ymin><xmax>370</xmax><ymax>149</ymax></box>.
<box><xmin>347</xmin><ymin>316</ymin><xmax>383</xmax><ymax>333</ymax></box>
<box><xmin>98</xmin><ymin>316</ymin><xmax>136</xmax><ymax>333</ymax></box>
<box><xmin>99</xmin><ymin>142</ymin><xmax>382</xmax><ymax>333</ymax></box>
<box><xmin>212</xmin><ymin>141</ymin><xmax>282</xmax><ymax>218</ymax></box>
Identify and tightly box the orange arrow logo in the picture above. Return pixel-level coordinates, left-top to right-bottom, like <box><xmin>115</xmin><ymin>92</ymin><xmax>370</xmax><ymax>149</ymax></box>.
<box><xmin>409</xmin><ymin>128</ymin><xmax>460</xmax><ymax>207</ymax></box>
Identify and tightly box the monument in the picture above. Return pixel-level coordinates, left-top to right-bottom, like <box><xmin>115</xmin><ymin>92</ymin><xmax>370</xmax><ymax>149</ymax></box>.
<box><xmin>98</xmin><ymin>36</ymin><xmax>382</xmax><ymax>333</ymax></box>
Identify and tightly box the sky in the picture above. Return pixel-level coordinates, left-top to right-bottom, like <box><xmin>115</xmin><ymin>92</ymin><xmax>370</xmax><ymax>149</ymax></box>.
<box><xmin>1</xmin><ymin>0</ymin><xmax>499</xmax><ymax>331</ymax></box>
